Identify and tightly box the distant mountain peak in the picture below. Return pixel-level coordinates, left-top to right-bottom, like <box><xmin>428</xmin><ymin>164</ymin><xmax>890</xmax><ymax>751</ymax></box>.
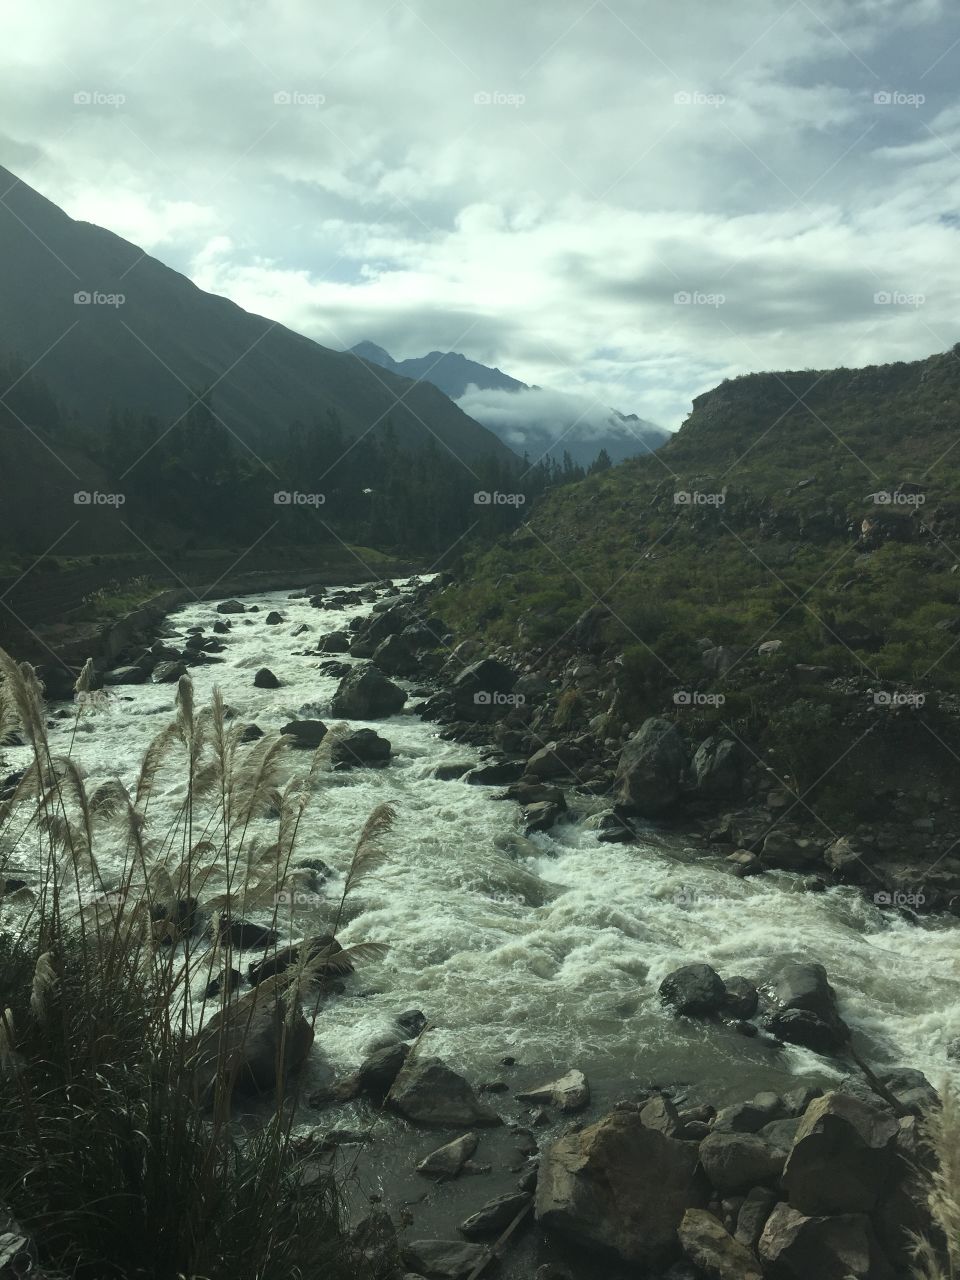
<box><xmin>351</xmin><ymin>339</ymin><xmax>668</xmax><ymax>466</ymax></box>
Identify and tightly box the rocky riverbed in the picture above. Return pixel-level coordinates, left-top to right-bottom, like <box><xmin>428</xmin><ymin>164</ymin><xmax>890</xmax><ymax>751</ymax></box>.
<box><xmin>2</xmin><ymin>572</ymin><xmax>958</xmax><ymax>1278</ymax></box>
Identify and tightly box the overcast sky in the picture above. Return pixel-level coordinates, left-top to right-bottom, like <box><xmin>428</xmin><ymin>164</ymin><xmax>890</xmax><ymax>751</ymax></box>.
<box><xmin>3</xmin><ymin>0</ymin><xmax>959</xmax><ymax>427</ymax></box>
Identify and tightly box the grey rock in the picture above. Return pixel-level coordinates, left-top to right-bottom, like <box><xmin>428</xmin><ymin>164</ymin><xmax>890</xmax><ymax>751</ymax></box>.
<box><xmin>330</xmin><ymin>664</ymin><xmax>406</xmax><ymax>719</ymax></box>
<box><xmin>516</xmin><ymin>1069</ymin><xmax>589</xmax><ymax>1113</ymax></box>
<box><xmin>536</xmin><ymin>1111</ymin><xmax>707</xmax><ymax>1267</ymax></box>
<box><xmin>280</xmin><ymin>719</ymin><xmax>327</xmax><ymax>748</ymax></box>
<box><xmin>783</xmin><ymin>1091</ymin><xmax>899</xmax><ymax>1215</ymax></box>
<box><xmin>677</xmin><ymin>1208</ymin><xmax>763</xmax><ymax>1280</ymax></box>
<box><xmin>758</xmin><ymin>1203</ymin><xmax>893</xmax><ymax>1279</ymax></box>
<box><xmin>699</xmin><ymin>1131</ymin><xmax>786</xmax><ymax>1195</ymax></box>
<box><xmin>387</xmin><ymin>1056</ymin><xmax>502</xmax><ymax>1128</ymax></box>
<box><xmin>616</xmin><ymin>717</ymin><xmax>687</xmax><ymax>815</ymax></box>
<box><xmin>659</xmin><ymin>963</ymin><xmax>727</xmax><ymax>1017</ymax></box>
<box><xmin>402</xmin><ymin>1240</ymin><xmax>487</xmax><ymax>1280</ymax></box>
<box><xmin>416</xmin><ymin>1131</ymin><xmax>479</xmax><ymax>1178</ymax></box>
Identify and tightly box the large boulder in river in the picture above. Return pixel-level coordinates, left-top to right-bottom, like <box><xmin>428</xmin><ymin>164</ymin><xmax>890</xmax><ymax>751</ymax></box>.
<box><xmin>216</xmin><ymin>599</ymin><xmax>245</xmax><ymax>614</ymax></box>
<box><xmin>330</xmin><ymin>728</ymin><xmax>391</xmax><ymax>767</ymax></box>
<box><xmin>330</xmin><ymin>665</ymin><xmax>406</xmax><ymax>719</ymax></box>
<box><xmin>659</xmin><ymin>963</ymin><xmax>727</xmax><ymax>1017</ymax></box>
<box><xmin>280</xmin><ymin>719</ymin><xmax>327</xmax><ymax>748</ymax></box>
<box><xmin>187</xmin><ymin>975</ymin><xmax>313</xmax><ymax>1100</ymax></box>
<box><xmin>758</xmin><ymin>1203</ymin><xmax>893</xmax><ymax>1279</ymax></box>
<box><xmin>387</xmin><ymin>1056</ymin><xmax>502</xmax><ymax>1128</ymax></box>
<box><xmin>760</xmin><ymin>960</ymin><xmax>849</xmax><ymax>1052</ymax></box>
<box><xmin>152</xmin><ymin>660</ymin><xmax>187</xmax><ymax>683</ymax></box>
<box><xmin>254</xmin><ymin>667</ymin><xmax>280</xmax><ymax>689</ymax></box>
<box><xmin>318</xmin><ymin>631</ymin><xmax>351</xmax><ymax>654</ymax></box>
<box><xmin>782</xmin><ymin>1092</ymin><xmax>899</xmax><ymax>1214</ymax></box>
<box><xmin>615</xmin><ymin>718</ymin><xmax>687</xmax><ymax>815</ymax></box>
<box><xmin>536</xmin><ymin>1110</ymin><xmax>707</xmax><ymax>1268</ymax></box>
<box><xmin>452</xmin><ymin>658</ymin><xmax>517</xmax><ymax>719</ymax></box>
<box><xmin>372</xmin><ymin>633</ymin><xmax>418</xmax><ymax>677</ymax></box>
<box><xmin>692</xmin><ymin>736</ymin><xmax>741</xmax><ymax>798</ymax></box>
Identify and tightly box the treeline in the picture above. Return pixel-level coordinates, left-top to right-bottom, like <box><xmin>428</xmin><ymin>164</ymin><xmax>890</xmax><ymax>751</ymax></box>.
<box><xmin>0</xmin><ymin>353</ymin><xmax>610</xmax><ymax>556</ymax></box>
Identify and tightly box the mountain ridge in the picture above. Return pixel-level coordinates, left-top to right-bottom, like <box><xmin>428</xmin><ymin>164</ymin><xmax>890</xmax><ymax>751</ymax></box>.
<box><xmin>0</xmin><ymin>165</ymin><xmax>516</xmax><ymax>467</ymax></box>
<box><xmin>348</xmin><ymin>339</ymin><xmax>668</xmax><ymax>466</ymax></box>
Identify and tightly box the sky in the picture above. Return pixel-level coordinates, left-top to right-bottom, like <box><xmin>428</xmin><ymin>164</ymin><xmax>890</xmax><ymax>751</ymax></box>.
<box><xmin>2</xmin><ymin>0</ymin><xmax>959</xmax><ymax>428</ymax></box>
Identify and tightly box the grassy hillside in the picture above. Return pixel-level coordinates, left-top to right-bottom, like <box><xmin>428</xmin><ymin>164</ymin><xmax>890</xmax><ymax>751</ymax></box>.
<box><xmin>439</xmin><ymin>344</ymin><xmax>960</xmax><ymax>817</ymax></box>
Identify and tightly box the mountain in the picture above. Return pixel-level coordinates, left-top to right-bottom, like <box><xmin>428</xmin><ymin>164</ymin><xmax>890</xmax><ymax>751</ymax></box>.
<box><xmin>0</xmin><ymin>165</ymin><xmax>515</xmax><ymax>466</ymax></box>
<box><xmin>349</xmin><ymin>340</ymin><xmax>668</xmax><ymax>467</ymax></box>
<box><xmin>350</xmin><ymin>341</ymin><xmax>526</xmax><ymax>397</ymax></box>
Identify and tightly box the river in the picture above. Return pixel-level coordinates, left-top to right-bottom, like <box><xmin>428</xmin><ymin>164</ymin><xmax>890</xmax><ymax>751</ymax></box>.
<box><xmin>5</xmin><ymin>574</ymin><xmax>959</xmax><ymax>1273</ymax></box>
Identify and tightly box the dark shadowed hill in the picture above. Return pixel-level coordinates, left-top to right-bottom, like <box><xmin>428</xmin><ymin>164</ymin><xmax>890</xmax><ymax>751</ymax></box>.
<box><xmin>0</xmin><ymin>165</ymin><xmax>515</xmax><ymax>466</ymax></box>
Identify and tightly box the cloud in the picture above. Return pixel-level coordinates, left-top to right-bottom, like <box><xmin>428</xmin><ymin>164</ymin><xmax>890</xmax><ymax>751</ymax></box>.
<box><xmin>455</xmin><ymin>384</ymin><xmax>668</xmax><ymax>460</ymax></box>
<box><xmin>0</xmin><ymin>0</ymin><xmax>957</xmax><ymax>428</ymax></box>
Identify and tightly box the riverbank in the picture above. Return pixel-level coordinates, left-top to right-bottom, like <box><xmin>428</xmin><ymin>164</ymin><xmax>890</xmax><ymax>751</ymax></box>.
<box><xmin>1</xmin><ymin>571</ymin><xmax>956</xmax><ymax>1278</ymax></box>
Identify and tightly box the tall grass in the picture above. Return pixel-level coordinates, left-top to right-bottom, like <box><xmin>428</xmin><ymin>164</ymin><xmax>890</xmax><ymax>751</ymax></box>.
<box><xmin>912</xmin><ymin>1085</ymin><xmax>960</xmax><ymax>1280</ymax></box>
<box><xmin>0</xmin><ymin>651</ymin><xmax>396</xmax><ymax>1280</ymax></box>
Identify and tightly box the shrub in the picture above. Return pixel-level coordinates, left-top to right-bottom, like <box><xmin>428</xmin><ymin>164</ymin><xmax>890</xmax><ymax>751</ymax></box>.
<box><xmin>0</xmin><ymin>652</ymin><xmax>394</xmax><ymax>1280</ymax></box>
